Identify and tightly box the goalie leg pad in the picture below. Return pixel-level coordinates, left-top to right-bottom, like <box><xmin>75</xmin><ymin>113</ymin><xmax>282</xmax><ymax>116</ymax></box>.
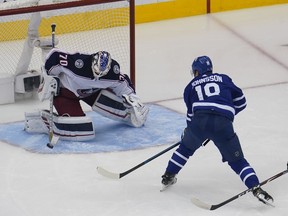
<box><xmin>25</xmin><ymin>111</ymin><xmax>48</xmax><ymax>133</ymax></box>
<box><xmin>92</xmin><ymin>90</ymin><xmax>149</xmax><ymax>127</ymax></box>
<box><xmin>25</xmin><ymin>110</ymin><xmax>95</xmax><ymax>141</ymax></box>
<box><xmin>92</xmin><ymin>90</ymin><xmax>130</xmax><ymax>122</ymax></box>
<box><xmin>41</xmin><ymin>110</ymin><xmax>95</xmax><ymax>141</ymax></box>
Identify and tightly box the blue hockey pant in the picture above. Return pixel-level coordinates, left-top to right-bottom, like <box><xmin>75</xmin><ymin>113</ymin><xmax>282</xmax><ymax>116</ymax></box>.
<box><xmin>165</xmin><ymin>112</ymin><xmax>259</xmax><ymax>188</ymax></box>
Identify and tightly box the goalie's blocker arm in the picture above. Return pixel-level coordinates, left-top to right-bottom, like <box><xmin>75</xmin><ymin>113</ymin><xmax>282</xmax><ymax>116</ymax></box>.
<box><xmin>38</xmin><ymin>67</ymin><xmax>60</xmax><ymax>102</ymax></box>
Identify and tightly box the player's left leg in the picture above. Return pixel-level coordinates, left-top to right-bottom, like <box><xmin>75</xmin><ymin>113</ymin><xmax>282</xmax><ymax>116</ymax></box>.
<box><xmin>87</xmin><ymin>89</ymin><xmax>148</xmax><ymax>127</ymax></box>
<box><xmin>212</xmin><ymin>116</ymin><xmax>273</xmax><ymax>203</ymax></box>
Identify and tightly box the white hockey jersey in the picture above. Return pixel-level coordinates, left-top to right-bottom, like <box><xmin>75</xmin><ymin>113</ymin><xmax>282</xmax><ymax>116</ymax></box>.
<box><xmin>44</xmin><ymin>48</ymin><xmax>135</xmax><ymax>98</ymax></box>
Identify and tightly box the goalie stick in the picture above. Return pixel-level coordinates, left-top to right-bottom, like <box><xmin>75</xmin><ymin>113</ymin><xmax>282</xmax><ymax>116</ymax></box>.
<box><xmin>191</xmin><ymin>162</ymin><xmax>288</xmax><ymax>210</ymax></box>
<box><xmin>97</xmin><ymin>139</ymin><xmax>210</xmax><ymax>179</ymax></box>
<box><xmin>46</xmin><ymin>23</ymin><xmax>59</xmax><ymax>149</ymax></box>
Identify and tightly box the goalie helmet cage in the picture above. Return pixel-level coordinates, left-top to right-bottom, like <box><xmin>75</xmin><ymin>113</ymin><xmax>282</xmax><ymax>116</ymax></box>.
<box><xmin>0</xmin><ymin>0</ymin><xmax>136</xmax><ymax>87</ymax></box>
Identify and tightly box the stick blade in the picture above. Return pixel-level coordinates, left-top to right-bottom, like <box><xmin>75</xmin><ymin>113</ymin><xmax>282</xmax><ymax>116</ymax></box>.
<box><xmin>47</xmin><ymin>134</ymin><xmax>59</xmax><ymax>148</ymax></box>
<box><xmin>97</xmin><ymin>166</ymin><xmax>120</xmax><ymax>179</ymax></box>
<box><xmin>191</xmin><ymin>197</ymin><xmax>213</xmax><ymax>210</ymax></box>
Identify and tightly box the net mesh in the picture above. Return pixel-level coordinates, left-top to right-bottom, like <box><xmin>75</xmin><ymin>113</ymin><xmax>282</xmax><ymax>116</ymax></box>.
<box><xmin>0</xmin><ymin>0</ymin><xmax>131</xmax><ymax>76</ymax></box>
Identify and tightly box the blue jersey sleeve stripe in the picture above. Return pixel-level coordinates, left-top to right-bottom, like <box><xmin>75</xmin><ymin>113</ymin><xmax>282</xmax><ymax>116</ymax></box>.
<box><xmin>186</xmin><ymin>113</ymin><xmax>192</xmax><ymax>122</ymax></box>
<box><xmin>234</xmin><ymin>103</ymin><xmax>247</xmax><ymax>109</ymax></box>
<box><xmin>233</xmin><ymin>95</ymin><xmax>245</xmax><ymax>102</ymax></box>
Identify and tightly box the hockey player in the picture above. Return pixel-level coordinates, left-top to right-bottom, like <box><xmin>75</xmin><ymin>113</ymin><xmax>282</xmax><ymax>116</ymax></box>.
<box><xmin>161</xmin><ymin>56</ymin><xmax>273</xmax><ymax>205</ymax></box>
<box><xmin>25</xmin><ymin>49</ymin><xmax>149</xmax><ymax>141</ymax></box>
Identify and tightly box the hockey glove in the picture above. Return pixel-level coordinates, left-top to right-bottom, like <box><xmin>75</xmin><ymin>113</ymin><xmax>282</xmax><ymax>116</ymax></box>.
<box><xmin>122</xmin><ymin>94</ymin><xmax>149</xmax><ymax>127</ymax></box>
<box><xmin>38</xmin><ymin>67</ymin><xmax>60</xmax><ymax>102</ymax></box>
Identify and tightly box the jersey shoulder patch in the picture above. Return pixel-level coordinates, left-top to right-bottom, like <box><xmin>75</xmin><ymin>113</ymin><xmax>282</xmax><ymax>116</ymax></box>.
<box><xmin>100</xmin><ymin>59</ymin><xmax>121</xmax><ymax>80</ymax></box>
<box><xmin>112</xmin><ymin>63</ymin><xmax>120</xmax><ymax>74</ymax></box>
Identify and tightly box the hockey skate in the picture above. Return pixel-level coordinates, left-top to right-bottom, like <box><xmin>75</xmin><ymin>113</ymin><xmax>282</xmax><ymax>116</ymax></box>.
<box><xmin>252</xmin><ymin>186</ymin><xmax>274</xmax><ymax>206</ymax></box>
<box><xmin>160</xmin><ymin>172</ymin><xmax>177</xmax><ymax>192</ymax></box>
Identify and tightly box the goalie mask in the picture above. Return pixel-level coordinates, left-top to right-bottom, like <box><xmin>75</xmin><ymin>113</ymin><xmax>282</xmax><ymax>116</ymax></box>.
<box><xmin>92</xmin><ymin>51</ymin><xmax>112</xmax><ymax>78</ymax></box>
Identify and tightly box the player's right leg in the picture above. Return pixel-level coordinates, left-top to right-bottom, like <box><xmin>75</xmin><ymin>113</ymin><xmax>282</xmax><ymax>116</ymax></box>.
<box><xmin>25</xmin><ymin>88</ymin><xmax>95</xmax><ymax>141</ymax></box>
<box><xmin>161</xmin><ymin>125</ymin><xmax>204</xmax><ymax>189</ymax></box>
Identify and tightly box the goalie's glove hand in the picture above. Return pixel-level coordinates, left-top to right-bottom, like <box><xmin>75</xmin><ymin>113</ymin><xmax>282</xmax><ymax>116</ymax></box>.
<box><xmin>122</xmin><ymin>94</ymin><xmax>149</xmax><ymax>127</ymax></box>
<box><xmin>122</xmin><ymin>94</ymin><xmax>143</xmax><ymax>108</ymax></box>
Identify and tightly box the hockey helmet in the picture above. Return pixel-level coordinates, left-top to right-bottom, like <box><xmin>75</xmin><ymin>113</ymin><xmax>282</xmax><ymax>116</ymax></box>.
<box><xmin>92</xmin><ymin>51</ymin><xmax>112</xmax><ymax>78</ymax></box>
<box><xmin>191</xmin><ymin>56</ymin><xmax>213</xmax><ymax>77</ymax></box>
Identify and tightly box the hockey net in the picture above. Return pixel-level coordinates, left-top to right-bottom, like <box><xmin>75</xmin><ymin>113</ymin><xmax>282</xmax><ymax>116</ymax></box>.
<box><xmin>0</xmin><ymin>0</ymin><xmax>135</xmax><ymax>102</ymax></box>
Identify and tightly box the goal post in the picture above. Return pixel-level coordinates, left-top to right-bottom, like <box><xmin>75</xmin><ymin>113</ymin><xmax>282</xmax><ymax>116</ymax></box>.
<box><xmin>0</xmin><ymin>0</ymin><xmax>135</xmax><ymax>104</ymax></box>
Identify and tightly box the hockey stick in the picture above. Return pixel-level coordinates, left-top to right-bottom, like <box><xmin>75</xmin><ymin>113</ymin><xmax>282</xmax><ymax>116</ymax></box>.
<box><xmin>46</xmin><ymin>23</ymin><xmax>59</xmax><ymax>149</ymax></box>
<box><xmin>191</xmin><ymin>162</ymin><xmax>288</xmax><ymax>210</ymax></box>
<box><xmin>97</xmin><ymin>139</ymin><xmax>210</xmax><ymax>179</ymax></box>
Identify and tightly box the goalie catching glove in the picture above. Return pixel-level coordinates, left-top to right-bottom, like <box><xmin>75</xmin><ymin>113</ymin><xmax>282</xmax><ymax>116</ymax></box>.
<box><xmin>92</xmin><ymin>90</ymin><xmax>149</xmax><ymax>128</ymax></box>
<box><xmin>122</xmin><ymin>94</ymin><xmax>149</xmax><ymax>127</ymax></box>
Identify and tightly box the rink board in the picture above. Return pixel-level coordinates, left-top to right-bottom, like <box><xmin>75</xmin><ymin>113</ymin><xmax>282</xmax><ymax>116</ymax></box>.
<box><xmin>0</xmin><ymin>104</ymin><xmax>185</xmax><ymax>154</ymax></box>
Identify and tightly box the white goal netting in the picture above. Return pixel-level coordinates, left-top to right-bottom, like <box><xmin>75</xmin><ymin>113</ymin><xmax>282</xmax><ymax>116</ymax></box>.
<box><xmin>0</xmin><ymin>0</ymin><xmax>131</xmax><ymax>74</ymax></box>
<box><xmin>0</xmin><ymin>0</ymin><xmax>133</xmax><ymax>103</ymax></box>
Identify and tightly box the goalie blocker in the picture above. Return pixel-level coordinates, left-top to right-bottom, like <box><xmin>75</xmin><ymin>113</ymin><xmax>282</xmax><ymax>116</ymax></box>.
<box><xmin>25</xmin><ymin>89</ymin><xmax>149</xmax><ymax>141</ymax></box>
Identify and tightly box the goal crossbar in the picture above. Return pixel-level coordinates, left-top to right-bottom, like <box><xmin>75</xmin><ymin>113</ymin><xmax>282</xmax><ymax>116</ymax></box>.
<box><xmin>0</xmin><ymin>0</ymin><xmax>124</xmax><ymax>16</ymax></box>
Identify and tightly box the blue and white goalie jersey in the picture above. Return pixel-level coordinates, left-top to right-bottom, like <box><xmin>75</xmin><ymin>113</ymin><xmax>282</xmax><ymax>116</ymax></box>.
<box><xmin>184</xmin><ymin>73</ymin><xmax>246</xmax><ymax>122</ymax></box>
<box><xmin>44</xmin><ymin>48</ymin><xmax>135</xmax><ymax>98</ymax></box>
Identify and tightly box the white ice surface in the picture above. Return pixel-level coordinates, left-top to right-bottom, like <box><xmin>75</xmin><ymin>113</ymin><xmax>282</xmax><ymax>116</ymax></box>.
<box><xmin>0</xmin><ymin>4</ymin><xmax>288</xmax><ymax>216</ymax></box>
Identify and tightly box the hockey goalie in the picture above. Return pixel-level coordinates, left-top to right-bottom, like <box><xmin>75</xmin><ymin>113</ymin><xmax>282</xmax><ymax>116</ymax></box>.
<box><xmin>24</xmin><ymin>48</ymin><xmax>149</xmax><ymax>142</ymax></box>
